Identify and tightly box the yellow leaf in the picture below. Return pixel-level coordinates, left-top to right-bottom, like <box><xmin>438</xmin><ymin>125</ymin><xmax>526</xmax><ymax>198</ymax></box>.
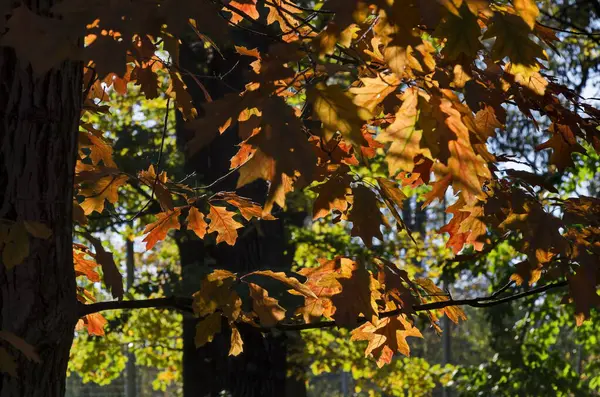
<box><xmin>309</xmin><ymin>83</ymin><xmax>372</xmax><ymax>147</ymax></box>
<box><xmin>514</xmin><ymin>0</ymin><xmax>539</xmax><ymax>30</ymax></box>
<box><xmin>377</xmin><ymin>88</ymin><xmax>423</xmax><ymax>175</ymax></box>
<box><xmin>229</xmin><ymin>325</ymin><xmax>244</xmax><ymax>356</ymax></box>
<box><xmin>350</xmin><ymin>75</ymin><xmax>399</xmax><ymax>113</ymax></box>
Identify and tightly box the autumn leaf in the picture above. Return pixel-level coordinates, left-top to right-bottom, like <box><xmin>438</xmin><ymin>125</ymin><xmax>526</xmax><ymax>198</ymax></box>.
<box><xmin>0</xmin><ymin>5</ymin><xmax>78</xmax><ymax>75</ymax></box>
<box><xmin>514</xmin><ymin>0</ymin><xmax>539</xmax><ymax>30</ymax></box>
<box><xmin>80</xmin><ymin>174</ymin><xmax>129</xmax><ymax>215</ymax></box>
<box><xmin>248</xmin><ymin>283</ymin><xmax>286</xmax><ymax>327</ymax></box>
<box><xmin>229</xmin><ymin>325</ymin><xmax>244</xmax><ymax>356</ymax></box>
<box><xmin>1</xmin><ymin>222</ymin><xmax>30</xmax><ymax>270</ymax></box>
<box><xmin>347</xmin><ymin>185</ymin><xmax>385</xmax><ymax>247</ymax></box>
<box><xmin>84</xmin><ymin>233</ymin><xmax>124</xmax><ymax>300</ymax></box>
<box><xmin>142</xmin><ymin>209</ymin><xmax>182</xmax><ymax>250</ymax></box>
<box><xmin>483</xmin><ymin>11</ymin><xmax>546</xmax><ymax>67</ymax></box>
<box><xmin>331</xmin><ymin>265</ymin><xmax>381</xmax><ymax>327</ymax></box>
<box><xmin>295</xmin><ymin>257</ymin><xmax>354</xmax><ymax>323</ymax></box>
<box><xmin>73</xmin><ymin>250</ymin><xmax>100</xmax><ymax>282</ymax></box>
<box><xmin>377</xmin><ymin>88</ymin><xmax>424</xmax><ymax>176</ymax></box>
<box><xmin>312</xmin><ymin>169</ymin><xmax>352</xmax><ymax>220</ymax></box>
<box><xmin>376</xmin><ymin>178</ymin><xmax>407</xmax><ymax>209</ymax></box>
<box><xmin>309</xmin><ymin>82</ymin><xmax>373</xmax><ymax>147</ymax></box>
<box><xmin>23</xmin><ymin>221</ymin><xmax>52</xmax><ymax>239</ymax></box>
<box><xmin>193</xmin><ymin>270</ymin><xmax>241</xmax><ymax>321</ymax></box>
<box><xmin>186</xmin><ymin>207</ymin><xmax>208</xmax><ymax>239</ymax></box>
<box><xmin>80</xmin><ymin>313</ymin><xmax>108</xmax><ymax>336</ymax></box>
<box><xmin>236</xmin><ymin>97</ymin><xmax>317</xmax><ymax>213</ymax></box>
<box><xmin>246</xmin><ymin>270</ymin><xmax>317</xmax><ymax>298</ymax></box>
<box><xmin>568</xmin><ymin>261</ymin><xmax>600</xmax><ymax>326</ymax></box>
<box><xmin>195</xmin><ymin>312</ymin><xmax>222</xmax><ymax>348</ymax></box>
<box><xmin>350</xmin><ymin>74</ymin><xmax>400</xmax><ymax>113</ymax></box>
<box><xmin>351</xmin><ymin>314</ymin><xmax>423</xmax><ymax>367</ymax></box>
<box><xmin>416</xmin><ymin>278</ymin><xmax>467</xmax><ymax>324</ymax></box>
<box><xmin>218</xmin><ymin>192</ymin><xmax>275</xmax><ymax>221</ymax></box>
<box><xmin>138</xmin><ymin>165</ymin><xmax>174</xmax><ymax>212</ymax></box>
<box><xmin>536</xmin><ymin>123</ymin><xmax>584</xmax><ymax>171</ymax></box>
<box><xmin>207</xmin><ymin>205</ymin><xmax>243</xmax><ymax>246</ymax></box>
<box><xmin>434</xmin><ymin>2</ymin><xmax>482</xmax><ymax>60</ymax></box>
<box><xmin>0</xmin><ymin>348</ymin><xmax>17</xmax><ymax>377</ymax></box>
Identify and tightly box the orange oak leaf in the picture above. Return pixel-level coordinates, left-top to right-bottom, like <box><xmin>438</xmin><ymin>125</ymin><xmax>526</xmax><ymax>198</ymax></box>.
<box><xmin>138</xmin><ymin>165</ymin><xmax>174</xmax><ymax>212</ymax></box>
<box><xmin>80</xmin><ymin>174</ymin><xmax>128</xmax><ymax>215</ymax></box>
<box><xmin>73</xmin><ymin>250</ymin><xmax>100</xmax><ymax>282</ymax></box>
<box><xmin>142</xmin><ymin>209</ymin><xmax>182</xmax><ymax>250</ymax></box>
<box><xmin>194</xmin><ymin>312</ymin><xmax>222</xmax><ymax>348</ymax></box>
<box><xmin>207</xmin><ymin>205</ymin><xmax>243</xmax><ymax>246</ymax></box>
<box><xmin>351</xmin><ymin>314</ymin><xmax>423</xmax><ymax>367</ymax></box>
<box><xmin>186</xmin><ymin>207</ymin><xmax>208</xmax><ymax>239</ymax></box>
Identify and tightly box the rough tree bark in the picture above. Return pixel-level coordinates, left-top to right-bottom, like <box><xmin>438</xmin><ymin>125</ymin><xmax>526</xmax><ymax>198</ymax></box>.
<box><xmin>175</xmin><ymin>35</ymin><xmax>306</xmax><ymax>397</ymax></box>
<box><xmin>0</xmin><ymin>2</ymin><xmax>82</xmax><ymax>396</ymax></box>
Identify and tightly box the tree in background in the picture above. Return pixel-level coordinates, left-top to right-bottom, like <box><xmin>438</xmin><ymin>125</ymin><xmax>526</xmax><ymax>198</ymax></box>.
<box><xmin>1</xmin><ymin>1</ymin><xmax>600</xmax><ymax>397</ymax></box>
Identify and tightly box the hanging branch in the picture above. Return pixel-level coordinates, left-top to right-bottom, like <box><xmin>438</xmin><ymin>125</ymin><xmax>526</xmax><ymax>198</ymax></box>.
<box><xmin>80</xmin><ymin>280</ymin><xmax>569</xmax><ymax>331</ymax></box>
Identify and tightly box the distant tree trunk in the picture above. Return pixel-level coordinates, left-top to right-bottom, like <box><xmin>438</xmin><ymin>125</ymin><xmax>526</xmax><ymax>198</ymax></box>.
<box><xmin>175</xmin><ymin>35</ymin><xmax>305</xmax><ymax>397</ymax></box>
<box><xmin>0</xmin><ymin>5</ymin><xmax>81</xmax><ymax>395</ymax></box>
<box><xmin>125</xmin><ymin>238</ymin><xmax>137</xmax><ymax>397</ymax></box>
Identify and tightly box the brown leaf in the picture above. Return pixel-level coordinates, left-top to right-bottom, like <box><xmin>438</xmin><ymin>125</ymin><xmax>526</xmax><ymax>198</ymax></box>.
<box><xmin>248</xmin><ymin>283</ymin><xmax>286</xmax><ymax>327</ymax></box>
<box><xmin>195</xmin><ymin>312</ymin><xmax>222</xmax><ymax>347</ymax></box>
<box><xmin>85</xmin><ymin>233</ymin><xmax>124</xmax><ymax>300</ymax></box>
<box><xmin>536</xmin><ymin>123</ymin><xmax>584</xmax><ymax>171</ymax></box>
<box><xmin>347</xmin><ymin>185</ymin><xmax>385</xmax><ymax>247</ymax></box>
<box><xmin>236</xmin><ymin>98</ymin><xmax>316</xmax><ymax>213</ymax></box>
<box><xmin>331</xmin><ymin>266</ymin><xmax>381</xmax><ymax>327</ymax></box>
<box><xmin>312</xmin><ymin>170</ymin><xmax>352</xmax><ymax>220</ymax></box>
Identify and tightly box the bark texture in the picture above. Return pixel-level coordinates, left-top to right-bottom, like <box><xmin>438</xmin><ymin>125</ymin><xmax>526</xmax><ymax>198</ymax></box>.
<box><xmin>0</xmin><ymin>3</ymin><xmax>82</xmax><ymax>395</ymax></box>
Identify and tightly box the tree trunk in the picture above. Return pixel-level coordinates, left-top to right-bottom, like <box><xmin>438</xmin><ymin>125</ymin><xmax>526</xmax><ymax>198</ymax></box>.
<box><xmin>176</xmin><ymin>34</ymin><xmax>305</xmax><ymax>397</ymax></box>
<box><xmin>0</xmin><ymin>8</ymin><xmax>81</xmax><ymax>396</ymax></box>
